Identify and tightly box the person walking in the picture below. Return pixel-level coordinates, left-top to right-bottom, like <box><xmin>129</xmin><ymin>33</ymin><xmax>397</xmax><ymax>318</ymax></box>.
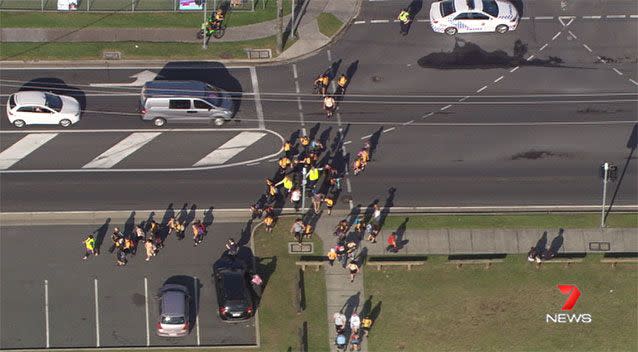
<box><xmin>350</xmin><ymin>331</ymin><xmax>362</xmax><ymax>351</ymax></box>
<box><xmin>387</xmin><ymin>232</ymin><xmax>398</xmax><ymax>253</ymax></box>
<box><xmin>306</xmin><ymin>165</ymin><xmax>322</xmax><ymax>191</ymax></box>
<box><xmin>336</xmin><ymin>243</ymin><xmax>347</xmax><ymax>268</ymax></box>
<box><xmin>263</xmin><ymin>213</ymin><xmax>275</xmax><ymax>233</ymax></box>
<box><xmin>82</xmin><ymin>234</ymin><xmax>96</xmax><ymax>260</ymax></box>
<box><xmin>290</xmin><ymin>187</ymin><xmax>302</xmax><ymax>211</ymax></box>
<box><xmin>251</xmin><ymin>274</ymin><xmax>263</xmax><ymax>297</ymax></box>
<box><xmin>348</xmin><ymin>260</ymin><xmax>360</xmax><ymax>283</ymax></box>
<box><xmin>371</xmin><ymin>203</ymin><xmax>381</xmax><ymax>225</ymax></box>
<box><xmin>324</xmin><ymin>195</ymin><xmax>335</xmax><ymax>215</ymax></box>
<box><xmin>333</xmin><ymin>312</ymin><xmax>347</xmax><ymax>333</ymax></box>
<box><xmin>327</xmin><ymin>248</ymin><xmax>337</xmax><ymax>266</ymax></box>
<box><xmin>361</xmin><ymin>315</ymin><xmax>373</xmax><ymax>336</ymax></box>
<box><xmin>192</xmin><ymin>220</ymin><xmax>205</xmax><ymax>247</ymax></box>
<box><xmin>144</xmin><ymin>238</ymin><xmax>156</xmax><ymax>261</ymax></box>
<box><xmin>398</xmin><ymin>8</ymin><xmax>412</xmax><ymax>35</ymax></box>
<box><xmin>311</xmin><ymin>192</ymin><xmax>324</xmax><ymax>214</ymax></box>
<box><xmin>116</xmin><ymin>248</ymin><xmax>127</xmax><ymax>266</ymax></box>
<box><xmin>350</xmin><ymin>312</ymin><xmax>361</xmax><ymax>333</ymax></box>
<box><xmin>109</xmin><ymin>227</ymin><xmax>123</xmax><ymax>253</ymax></box>
<box><xmin>290</xmin><ymin>218</ymin><xmax>304</xmax><ymax>243</ymax></box>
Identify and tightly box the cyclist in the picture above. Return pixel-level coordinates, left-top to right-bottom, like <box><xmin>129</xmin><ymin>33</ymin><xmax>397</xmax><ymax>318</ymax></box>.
<box><xmin>212</xmin><ymin>8</ymin><xmax>225</xmax><ymax>30</ymax></box>
<box><xmin>314</xmin><ymin>74</ymin><xmax>330</xmax><ymax>96</ymax></box>
<box><xmin>323</xmin><ymin>95</ymin><xmax>336</xmax><ymax>118</ymax></box>
<box><xmin>336</xmin><ymin>74</ymin><xmax>349</xmax><ymax>95</ymax></box>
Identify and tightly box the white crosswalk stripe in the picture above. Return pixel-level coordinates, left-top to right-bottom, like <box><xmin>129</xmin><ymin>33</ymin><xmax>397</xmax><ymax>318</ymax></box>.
<box><xmin>82</xmin><ymin>132</ymin><xmax>161</xmax><ymax>169</ymax></box>
<box><xmin>0</xmin><ymin>133</ymin><xmax>58</xmax><ymax>170</ymax></box>
<box><xmin>193</xmin><ymin>132</ymin><xmax>266</xmax><ymax>166</ymax></box>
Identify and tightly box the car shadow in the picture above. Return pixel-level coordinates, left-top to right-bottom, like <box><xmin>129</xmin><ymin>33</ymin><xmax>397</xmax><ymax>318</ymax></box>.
<box><xmin>19</xmin><ymin>78</ymin><xmax>87</xmax><ymax>111</ymax></box>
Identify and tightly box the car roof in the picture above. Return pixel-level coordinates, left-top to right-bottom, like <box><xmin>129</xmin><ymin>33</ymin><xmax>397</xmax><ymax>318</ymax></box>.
<box><xmin>13</xmin><ymin>91</ymin><xmax>47</xmax><ymax>106</ymax></box>
<box><xmin>453</xmin><ymin>0</ymin><xmax>483</xmax><ymax>12</ymax></box>
<box><xmin>143</xmin><ymin>80</ymin><xmax>210</xmax><ymax>98</ymax></box>
<box><xmin>160</xmin><ymin>285</ymin><xmax>188</xmax><ymax>316</ymax></box>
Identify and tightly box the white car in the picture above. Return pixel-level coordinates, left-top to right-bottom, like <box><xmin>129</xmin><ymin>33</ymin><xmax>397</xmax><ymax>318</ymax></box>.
<box><xmin>430</xmin><ymin>0</ymin><xmax>519</xmax><ymax>35</ymax></box>
<box><xmin>6</xmin><ymin>91</ymin><xmax>81</xmax><ymax>128</ymax></box>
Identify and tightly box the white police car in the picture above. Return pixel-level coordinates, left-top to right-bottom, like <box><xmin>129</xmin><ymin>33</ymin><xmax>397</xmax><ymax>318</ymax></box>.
<box><xmin>429</xmin><ymin>0</ymin><xmax>519</xmax><ymax>35</ymax></box>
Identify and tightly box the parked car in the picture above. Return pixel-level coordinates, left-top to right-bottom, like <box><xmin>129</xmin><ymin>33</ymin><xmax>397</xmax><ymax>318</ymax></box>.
<box><xmin>429</xmin><ymin>0</ymin><xmax>519</xmax><ymax>35</ymax></box>
<box><xmin>213</xmin><ymin>258</ymin><xmax>254</xmax><ymax>321</ymax></box>
<box><xmin>140</xmin><ymin>80</ymin><xmax>235</xmax><ymax>127</ymax></box>
<box><xmin>156</xmin><ymin>284</ymin><xmax>190</xmax><ymax>337</ymax></box>
<box><xmin>6</xmin><ymin>91</ymin><xmax>81</xmax><ymax>128</ymax></box>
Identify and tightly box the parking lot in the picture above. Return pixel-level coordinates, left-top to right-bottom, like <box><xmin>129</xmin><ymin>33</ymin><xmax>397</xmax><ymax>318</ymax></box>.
<box><xmin>0</xmin><ymin>221</ymin><xmax>257</xmax><ymax>349</ymax></box>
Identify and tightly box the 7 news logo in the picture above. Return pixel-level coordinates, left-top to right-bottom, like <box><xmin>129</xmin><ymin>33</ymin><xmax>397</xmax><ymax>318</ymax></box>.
<box><xmin>545</xmin><ymin>285</ymin><xmax>592</xmax><ymax>323</ymax></box>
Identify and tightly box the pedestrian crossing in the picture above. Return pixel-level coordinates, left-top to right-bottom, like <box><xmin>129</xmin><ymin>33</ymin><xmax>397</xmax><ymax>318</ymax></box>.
<box><xmin>0</xmin><ymin>130</ymin><xmax>279</xmax><ymax>171</ymax></box>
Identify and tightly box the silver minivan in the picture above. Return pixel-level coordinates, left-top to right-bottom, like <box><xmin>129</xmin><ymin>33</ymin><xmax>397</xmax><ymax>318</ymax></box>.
<box><xmin>140</xmin><ymin>80</ymin><xmax>234</xmax><ymax>127</ymax></box>
<box><xmin>156</xmin><ymin>284</ymin><xmax>190</xmax><ymax>337</ymax></box>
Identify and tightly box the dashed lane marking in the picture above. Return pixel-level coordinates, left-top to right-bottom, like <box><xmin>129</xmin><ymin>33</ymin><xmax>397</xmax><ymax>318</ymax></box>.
<box><xmin>607</xmin><ymin>15</ymin><xmax>627</xmax><ymax>18</ymax></box>
<box><xmin>370</xmin><ymin>19</ymin><xmax>390</xmax><ymax>23</ymax></box>
<box><xmin>536</xmin><ymin>16</ymin><xmax>555</xmax><ymax>20</ymax></box>
<box><xmin>476</xmin><ymin>86</ymin><xmax>488</xmax><ymax>93</ymax></box>
<box><xmin>630</xmin><ymin>79</ymin><xmax>638</xmax><ymax>86</ymax></box>
<box><xmin>613</xmin><ymin>68</ymin><xmax>624</xmax><ymax>76</ymax></box>
<box><xmin>539</xmin><ymin>44</ymin><xmax>549</xmax><ymax>51</ymax></box>
<box><xmin>582</xmin><ymin>15</ymin><xmax>602</xmax><ymax>19</ymax></box>
<box><xmin>403</xmin><ymin>120</ymin><xmax>415</xmax><ymax>125</ymax></box>
<box><xmin>354</xmin><ymin>20</ymin><xmax>365</xmax><ymax>24</ymax></box>
<box><xmin>509</xmin><ymin>66</ymin><xmax>520</xmax><ymax>73</ymax></box>
<box><xmin>423</xmin><ymin>112</ymin><xmax>435</xmax><ymax>118</ymax></box>
<box><xmin>351</xmin><ymin>15</ymin><xmax>638</xmax><ymax>24</ymax></box>
<box><xmin>383</xmin><ymin>127</ymin><xmax>396</xmax><ymax>133</ymax></box>
<box><xmin>494</xmin><ymin>76</ymin><xmax>504</xmax><ymax>83</ymax></box>
<box><xmin>552</xmin><ymin>31</ymin><xmax>562</xmax><ymax>40</ymax></box>
<box><xmin>583</xmin><ymin>43</ymin><xmax>593</xmax><ymax>52</ymax></box>
<box><xmin>527</xmin><ymin>55</ymin><xmax>536</xmax><ymax>61</ymax></box>
<box><xmin>440</xmin><ymin>104</ymin><xmax>452</xmax><ymax>111</ymax></box>
<box><xmin>568</xmin><ymin>30</ymin><xmax>578</xmax><ymax>39</ymax></box>
<box><xmin>459</xmin><ymin>96</ymin><xmax>470</xmax><ymax>102</ymax></box>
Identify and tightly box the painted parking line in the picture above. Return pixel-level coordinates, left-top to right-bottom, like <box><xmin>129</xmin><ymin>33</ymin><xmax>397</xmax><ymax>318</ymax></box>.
<box><xmin>82</xmin><ymin>132</ymin><xmax>161</xmax><ymax>169</ymax></box>
<box><xmin>0</xmin><ymin>133</ymin><xmax>58</xmax><ymax>170</ymax></box>
<box><xmin>144</xmin><ymin>278</ymin><xmax>150</xmax><ymax>347</ymax></box>
<box><xmin>193</xmin><ymin>132</ymin><xmax>266</xmax><ymax>166</ymax></box>
<box><xmin>44</xmin><ymin>279</ymin><xmax>50</xmax><ymax>349</ymax></box>
<box><xmin>94</xmin><ymin>278</ymin><xmax>100</xmax><ymax>347</ymax></box>
<box><xmin>194</xmin><ymin>276</ymin><xmax>201</xmax><ymax>346</ymax></box>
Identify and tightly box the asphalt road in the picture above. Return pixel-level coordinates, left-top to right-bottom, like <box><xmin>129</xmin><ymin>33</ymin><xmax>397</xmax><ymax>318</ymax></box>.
<box><xmin>1</xmin><ymin>0</ymin><xmax>637</xmax><ymax>211</ymax></box>
<box><xmin>0</xmin><ymin>220</ymin><xmax>257</xmax><ymax>349</ymax></box>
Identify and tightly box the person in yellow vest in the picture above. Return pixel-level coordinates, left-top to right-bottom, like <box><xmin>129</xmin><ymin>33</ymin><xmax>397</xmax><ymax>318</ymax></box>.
<box><xmin>304</xmin><ymin>223</ymin><xmax>314</xmax><ymax>239</ymax></box>
<box><xmin>283</xmin><ymin>140</ymin><xmax>293</xmax><ymax>157</ymax></box>
<box><xmin>265</xmin><ymin>178</ymin><xmax>278</xmax><ymax>202</ymax></box>
<box><xmin>398</xmin><ymin>8</ymin><xmax>412</xmax><ymax>36</ymax></box>
<box><xmin>275</xmin><ymin>174</ymin><xmax>294</xmax><ymax>194</ymax></box>
<box><xmin>82</xmin><ymin>234</ymin><xmax>96</xmax><ymax>260</ymax></box>
<box><xmin>324</xmin><ymin>195</ymin><xmax>335</xmax><ymax>215</ymax></box>
<box><xmin>263</xmin><ymin>213</ymin><xmax>275</xmax><ymax>233</ymax></box>
<box><xmin>361</xmin><ymin>316</ymin><xmax>373</xmax><ymax>336</ymax></box>
<box><xmin>314</xmin><ymin>74</ymin><xmax>330</xmax><ymax>96</ymax></box>
<box><xmin>278</xmin><ymin>156</ymin><xmax>291</xmax><ymax>172</ymax></box>
<box><xmin>299</xmin><ymin>135</ymin><xmax>310</xmax><ymax>149</ymax></box>
<box><xmin>306</xmin><ymin>165</ymin><xmax>322</xmax><ymax>191</ymax></box>
<box><xmin>327</xmin><ymin>247</ymin><xmax>337</xmax><ymax>266</ymax></box>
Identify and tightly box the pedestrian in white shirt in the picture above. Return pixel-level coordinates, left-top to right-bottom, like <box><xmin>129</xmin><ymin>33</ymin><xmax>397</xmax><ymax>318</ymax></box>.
<box><xmin>350</xmin><ymin>312</ymin><xmax>361</xmax><ymax>333</ymax></box>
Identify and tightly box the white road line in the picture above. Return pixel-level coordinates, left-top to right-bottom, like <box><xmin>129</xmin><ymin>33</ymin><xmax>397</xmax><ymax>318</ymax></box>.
<box><xmin>0</xmin><ymin>65</ymin><xmax>254</xmax><ymax>70</ymax></box>
<box><xmin>360</xmin><ymin>134</ymin><xmax>372</xmax><ymax>140</ymax></box>
<box><xmin>0</xmin><ymin>133</ymin><xmax>58</xmax><ymax>170</ymax></box>
<box><xmin>327</xmin><ymin>49</ymin><xmax>332</xmax><ymax>62</ymax></box>
<box><xmin>354</xmin><ymin>20</ymin><xmax>366</xmax><ymax>24</ymax></box>
<box><xmin>194</xmin><ymin>276</ymin><xmax>201</xmax><ymax>346</ymax></box>
<box><xmin>194</xmin><ymin>132</ymin><xmax>266</xmax><ymax>166</ymax></box>
<box><xmin>246</xmin><ymin>162</ymin><xmax>261</xmax><ymax>166</ymax></box>
<box><xmin>44</xmin><ymin>280</ymin><xmax>50</xmax><ymax>349</ymax></box>
<box><xmin>423</xmin><ymin>112</ymin><xmax>435</xmax><ymax>118</ymax></box>
<box><xmin>94</xmin><ymin>278</ymin><xmax>100</xmax><ymax>347</ymax></box>
<box><xmin>568</xmin><ymin>30</ymin><xmax>577</xmax><ymax>39</ymax></box>
<box><xmin>539</xmin><ymin>44</ymin><xmax>548</xmax><ymax>51</ymax></box>
<box><xmin>417</xmin><ymin>19</ymin><xmax>430</xmax><ymax>22</ymax></box>
<box><xmin>249</xmin><ymin>66</ymin><xmax>266</xmax><ymax>130</ymax></box>
<box><xmin>582</xmin><ymin>15</ymin><xmax>601</xmax><ymax>19</ymax></box>
<box><xmin>393</xmin><ymin>19</ymin><xmax>400</xmax><ymax>22</ymax></box>
<box><xmin>494</xmin><ymin>76</ymin><xmax>504</xmax><ymax>83</ymax></box>
<box><xmin>458</xmin><ymin>96</ymin><xmax>469</xmax><ymax>102</ymax></box>
<box><xmin>383</xmin><ymin>127</ymin><xmax>396</xmax><ymax>133</ymax></box>
<box><xmin>343</xmin><ymin>140</ymin><xmax>352</xmax><ymax>145</ymax></box>
<box><xmin>476</xmin><ymin>86</ymin><xmax>488</xmax><ymax>93</ymax></box>
<box><xmin>510</xmin><ymin>66</ymin><xmax>520</xmax><ymax>73</ymax></box>
<box><xmin>82</xmin><ymin>132</ymin><xmax>161</xmax><ymax>169</ymax></box>
<box><xmin>292</xmin><ymin>63</ymin><xmax>298</xmax><ymax>80</ymax></box>
<box><xmin>267</xmin><ymin>158</ymin><xmax>278</xmax><ymax>162</ymax></box>
<box><xmin>597</xmin><ymin>56</ymin><xmax>605</xmax><ymax>63</ymax></box>
<box><xmin>630</xmin><ymin>79</ymin><xmax>638</xmax><ymax>86</ymax></box>
<box><xmin>527</xmin><ymin>55</ymin><xmax>535</xmax><ymax>61</ymax></box>
<box><xmin>631</xmin><ymin>15</ymin><xmax>638</xmax><ymax>18</ymax></box>
<box><xmin>552</xmin><ymin>31</ymin><xmax>562</xmax><ymax>40</ymax></box>
<box><xmin>521</xmin><ymin>16</ymin><xmax>530</xmax><ymax>20</ymax></box>
<box><xmin>371</xmin><ymin>19</ymin><xmax>390</xmax><ymax>23</ymax></box>
<box><xmin>440</xmin><ymin>104</ymin><xmax>452</xmax><ymax>111</ymax></box>
<box><xmin>144</xmin><ymin>278</ymin><xmax>150</xmax><ymax>347</ymax></box>
<box><xmin>582</xmin><ymin>44</ymin><xmax>593</xmax><ymax>52</ymax></box>
<box><xmin>607</xmin><ymin>15</ymin><xmax>627</xmax><ymax>18</ymax></box>
<box><xmin>613</xmin><ymin>68</ymin><xmax>624</xmax><ymax>76</ymax></box>
<box><xmin>403</xmin><ymin>120</ymin><xmax>415</xmax><ymax>125</ymax></box>
<box><xmin>535</xmin><ymin>16</ymin><xmax>554</xmax><ymax>20</ymax></box>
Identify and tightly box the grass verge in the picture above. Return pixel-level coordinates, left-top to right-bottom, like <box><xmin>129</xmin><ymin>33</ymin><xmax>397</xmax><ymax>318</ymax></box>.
<box><xmin>379</xmin><ymin>213</ymin><xmax>638</xmax><ymax>230</ymax></box>
<box><xmin>317</xmin><ymin>12</ymin><xmax>343</xmax><ymax>37</ymax></box>
<box><xmin>0</xmin><ymin>36</ymin><xmax>278</xmax><ymax>61</ymax></box>
<box><xmin>364</xmin><ymin>255</ymin><xmax>638</xmax><ymax>351</ymax></box>
<box><xmin>0</xmin><ymin>1</ymin><xmax>292</xmax><ymax>28</ymax></box>
<box><xmin>253</xmin><ymin>217</ymin><xmax>328</xmax><ymax>351</ymax></box>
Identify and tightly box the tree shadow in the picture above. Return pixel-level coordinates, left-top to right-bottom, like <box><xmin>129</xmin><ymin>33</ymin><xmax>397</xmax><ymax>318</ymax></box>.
<box><xmin>418</xmin><ymin>39</ymin><xmax>583</xmax><ymax>70</ymax></box>
<box><xmin>606</xmin><ymin>123</ymin><xmax>637</xmax><ymax>221</ymax></box>
<box><xmin>19</xmin><ymin>78</ymin><xmax>87</xmax><ymax>111</ymax></box>
<box><xmin>93</xmin><ymin>217</ymin><xmax>111</xmax><ymax>254</ymax></box>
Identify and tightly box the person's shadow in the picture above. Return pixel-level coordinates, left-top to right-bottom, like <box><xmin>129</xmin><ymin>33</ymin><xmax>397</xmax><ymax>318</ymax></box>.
<box><xmin>395</xmin><ymin>217</ymin><xmax>410</xmax><ymax>250</ymax></box>
<box><xmin>549</xmin><ymin>228</ymin><xmax>565</xmax><ymax>254</ymax></box>
<box><xmin>535</xmin><ymin>231</ymin><xmax>548</xmax><ymax>254</ymax></box>
<box><xmin>379</xmin><ymin>187</ymin><xmax>396</xmax><ymax>228</ymax></box>
<box><xmin>161</xmin><ymin>203</ymin><xmax>175</xmax><ymax>226</ymax></box>
<box><xmin>341</xmin><ymin>291</ymin><xmax>361</xmax><ymax>320</ymax></box>
<box><xmin>606</xmin><ymin>123</ymin><xmax>637</xmax><ymax>220</ymax></box>
<box><xmin>93</xmin><ymin>217</ymin><xmax>111</xmax><ymax>255</ymax></box>
<box><xmin>203</xmin><ymin>206</ymin><xmax>215</xmax><ymax>228</ymax></box>
<box><xmin>124</xmin><ymin>211</ymin><xmax>137</xmax><ymax>237</ymax></box>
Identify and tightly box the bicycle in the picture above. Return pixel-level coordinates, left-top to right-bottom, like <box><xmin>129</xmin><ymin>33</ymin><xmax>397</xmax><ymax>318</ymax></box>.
<box><xmin>197</xmin><ymin>21</ymin><xmax>226</xmax><ymax>40</ymax></box>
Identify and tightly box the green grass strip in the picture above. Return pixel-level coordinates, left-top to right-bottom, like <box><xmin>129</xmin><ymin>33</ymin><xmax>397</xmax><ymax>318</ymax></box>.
<box><xmin>0</xmin><ymin>37</ymin><xmax>278</xmax><ymax>61</ymax></box>
<box><xmin>317</xmin><ymin>12</ymin><xmax>343</xmax><ymax>37</ymax></box>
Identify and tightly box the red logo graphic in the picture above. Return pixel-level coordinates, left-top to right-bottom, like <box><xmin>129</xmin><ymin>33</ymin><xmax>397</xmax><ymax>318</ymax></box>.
<box><xmin>557</xmin><ymin>285</ymin><xmax>581</xmax><ymax>311</ymax></box>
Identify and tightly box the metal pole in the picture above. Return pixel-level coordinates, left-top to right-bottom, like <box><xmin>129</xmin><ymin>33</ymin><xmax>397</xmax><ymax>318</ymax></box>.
<box><xmin>601</xmin><ymin>162</ymin><xmax>609</xmax><ymax>228</ymax></box>
<box><xmin>301</xmin><ymin>167</ymin><xmax>307</xmax><ymax>211</ymax></box>
<box><xmin>291</xmin><ymin>0</ymin><xmax>295</xmax><ymax>31</ymax></box>
<box><xmin>87</xmin><ymin>0</ymin><xmax>90</xmax><ymax>11</ymax></box>
<box><xmin>41</xmin><ymin>0</ymin><xmax>44</xmax><ymax>12</ymax></box>
<box><xmin>132</xmin><ymin>0</ymin><xmax>135</xmax><ymax>12</ymax></box>
<box><xmin>202</xmin><ymin>0</ymin><xmax>208</xmax><ymax>49</ymax></box>
<box><xmin>276</xmin><ymin>0</ymin><xmax>283</xmax><ymax>54</ymax></box>
<box><xmin>174</xmin><ymin>0</ymin><xmax>177</xmax><ymax>11</ymax></box>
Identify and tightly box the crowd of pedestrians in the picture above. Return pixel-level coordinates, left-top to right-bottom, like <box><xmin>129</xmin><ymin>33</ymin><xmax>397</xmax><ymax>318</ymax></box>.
<box><xmin>81</xmin><ymin>215</ymin><xmax>208</xmax><ymax>266</ymax></box>
<box><xmin>334</xmin><ymin>311</ymin><xmax>374</xmax><ymax>351</ymax></box>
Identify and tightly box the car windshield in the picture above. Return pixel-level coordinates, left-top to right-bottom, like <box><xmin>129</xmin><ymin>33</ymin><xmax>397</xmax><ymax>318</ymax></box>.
<box><xmin>44</xmin><ymin>93</ymin><xmax>63</xmax><ymax>112</ymax></box>
<box><xmin>482</xmin><ymin>0</ymin><xmax>499</xmax><ymax>17</ymax></box>
<box><xmin>440</xmin><ymin>0</ymin><xmax>455</xmax><ymax>16</ymax></box>
<box><xmin>205</xmin><ymin>84</ymin><xmax>223</xmax><ymax>107</ymax></box>
<box><xmin>9</xmin><ymin>95</ymin><xmax>16</xmax><ymax>109</ymax></box>
<box><xmin>161</xmin><ymin>315</ymin><xmax>185</xmax><ymax>325</ymax></box>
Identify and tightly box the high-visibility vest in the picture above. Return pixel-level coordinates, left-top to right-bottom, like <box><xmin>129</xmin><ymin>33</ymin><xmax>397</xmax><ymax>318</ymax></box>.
<box><xmin>399</xmin><ymin>11</ymin><xmax>410</xmax><ymax>23</ymax></box>
<box><xmin>283</xmin><ymin>142</ymin><xmax>292</xmax><ymax>152</ymax></box>
<box><xmin>278</xmin><ymin>157</ymin><xmax>290</xmax><ymax>169</ymax></box>
<box><xmin>304</xmin><ymin>224</ymin><xmax>313</xmax><ymax>234</ymax></box>
<box><xmin>362</xmin><ymin>318</ymin><xmax>373</xmax><ymax>328</ymax></box>
<box><xmin>308</xmin><ymin>168</ymin><xmax>320</xmax><ymax>181</ymax></box>
<box><xmin>264</xmin><ymin>216</ymin><xmax>274</xmax><ymax>226</ymax></box>
<box><xmin>84</xmin><ymin>237</ymin><xmax>95</xmax><ymax>250</ymax></box>
<box><xmin>300</xmin><ymin>137</ymin><xmax>310</xmax><ymax>146</ymax></box>
<box><xmin>283</xmin><ymin>177</ymin><xmax>293</xmax><ymax>190</ymax></box>
<box><xmin>324</xmin><ymin>198</ymin><xmax>334</xmax><ymax>207</ymax></box>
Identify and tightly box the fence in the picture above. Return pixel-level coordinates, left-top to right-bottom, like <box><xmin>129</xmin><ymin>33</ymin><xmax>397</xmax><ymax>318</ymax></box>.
<box><xmin>0</xmin><ymin>0</ymin><xmax>258</xmax><ymax>12</ymax></box>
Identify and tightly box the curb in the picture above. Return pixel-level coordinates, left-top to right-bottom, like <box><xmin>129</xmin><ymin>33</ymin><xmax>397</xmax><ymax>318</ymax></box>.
<box><xmin>1</xmin><ymin>205</ymin><xmax>636</xmax><ymax>226</ymax></box>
